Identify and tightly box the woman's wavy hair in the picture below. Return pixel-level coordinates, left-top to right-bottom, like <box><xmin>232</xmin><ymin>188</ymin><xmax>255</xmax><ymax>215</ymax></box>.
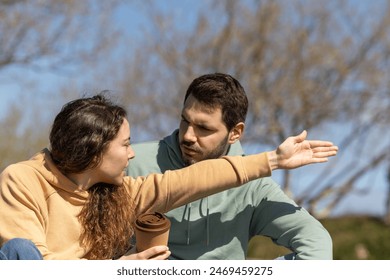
<box><xmin>49</xmin><ymin>93</ymin><xmax>135</xmax><ymax>259</ymax></box>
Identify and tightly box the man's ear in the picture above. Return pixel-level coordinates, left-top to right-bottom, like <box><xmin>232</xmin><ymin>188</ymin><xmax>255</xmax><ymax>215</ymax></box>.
<box><xmin>228</xmin><ymin>122</ymin><xmax>245</xmax><ymax>144</ymax></box>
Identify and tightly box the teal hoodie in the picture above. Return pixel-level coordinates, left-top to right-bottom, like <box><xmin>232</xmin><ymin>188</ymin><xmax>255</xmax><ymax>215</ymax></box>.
<box><xmin>128</xmin><ymin>130</ymin><xmax>332</xmax><ymax>260</ymax></box>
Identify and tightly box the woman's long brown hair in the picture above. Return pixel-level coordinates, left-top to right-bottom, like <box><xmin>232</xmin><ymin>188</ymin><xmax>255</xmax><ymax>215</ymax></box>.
<box><xmin>78</xmin><ymin>183</ymin><xmax>135</xmax><ymax>259</ymax></box>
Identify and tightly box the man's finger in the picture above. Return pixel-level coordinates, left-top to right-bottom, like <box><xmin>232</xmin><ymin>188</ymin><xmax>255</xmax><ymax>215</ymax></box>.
<box><xmin>313</xmin><ymin>151</ymin><xmax>338</xmax><ymax>158</ymax></box>
<box><xmin>312</xmin><ymin>146</ymin><xmax>339</xmax><ymax>153</ymax></box>
<box><xmin>308</xmin><ymin>140</ymin><xmax>335</xmax><ymax>147</ymax></box>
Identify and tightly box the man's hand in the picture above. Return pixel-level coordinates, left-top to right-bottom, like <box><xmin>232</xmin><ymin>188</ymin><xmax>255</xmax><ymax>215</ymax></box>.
<box><xmin>267</xmin><ymin>130</ymin><xmax>338</xmax><ymax>170</ymax></box>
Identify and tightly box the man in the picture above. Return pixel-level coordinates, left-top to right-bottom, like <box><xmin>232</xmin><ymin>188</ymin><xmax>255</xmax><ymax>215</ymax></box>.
<box><xmin>128</xmin><ymin>73</ymin><xmax>333</xmax><ymax>260</ymax></box>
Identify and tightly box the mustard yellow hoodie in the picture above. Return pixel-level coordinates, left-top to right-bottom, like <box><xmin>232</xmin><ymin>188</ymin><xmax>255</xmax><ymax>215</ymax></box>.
<box><xmin>0</xmin><ymin>148</ymin><xmax>271</xmax><ymax>259</ymax></box>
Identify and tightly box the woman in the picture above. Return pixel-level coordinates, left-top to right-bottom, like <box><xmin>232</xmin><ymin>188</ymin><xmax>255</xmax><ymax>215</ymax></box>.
<box><xmin>0</xmin><ymin>94</ymin><xmax>338</xmax><ymax>260</ymax></box>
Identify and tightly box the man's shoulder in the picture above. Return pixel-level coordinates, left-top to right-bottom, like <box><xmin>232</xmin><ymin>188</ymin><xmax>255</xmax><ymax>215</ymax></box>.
<box><xmin>237</xmin><ymin>176</ymin><xmax>280</xmax><ymax>190</ymax></box>
<box><xmin>128</xmin><ymin>135</ymin><xmax>182</xmax><ymax>175</ymax></box>
<box><xmin>132</xmin><ymin>131</ymin><xmax>177</xmax><ymax>153</ymax></box>
<box><xmin>183</xmin><ymin>177</ymin><xmax>280</xmax><ymax>202</ymax></box>
<box><xmin>217</xmin><ymin>177</ymin><xmax>282</xmax><ymax>202</ymax></box>
<box><xmin>131</xmin><ymin>139</ymin><xmax>168</xmax><ymax>158</ymax></box>
<box><xmin>132</xmin><ymin>140</ymin><xmax>161</xmax><ymax>150</ymax></box>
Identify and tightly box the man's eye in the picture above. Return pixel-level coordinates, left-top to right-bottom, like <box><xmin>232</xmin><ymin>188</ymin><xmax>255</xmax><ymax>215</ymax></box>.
<box><xmin>200</xmin><ymin>126</ymin><xmax>212</xmax><ymax>131</ymax></box>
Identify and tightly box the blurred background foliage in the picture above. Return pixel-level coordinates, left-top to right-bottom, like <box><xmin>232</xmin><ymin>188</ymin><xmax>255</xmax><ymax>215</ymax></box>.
<box><xmin>248</xmin><ymin>216</ymin><xmax>390</xmax><ymax>260</ymax></box>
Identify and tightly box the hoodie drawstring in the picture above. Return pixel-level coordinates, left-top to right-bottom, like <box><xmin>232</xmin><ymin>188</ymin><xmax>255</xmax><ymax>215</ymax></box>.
<box><xmin>185</xmin><ymin>198</ymin><xmax>210</xmax><ymax>246</ymax></box>
<box><xmin>186</xmin><ymin>203</ymin><xmax>191</xmax><ymax>245</ymax></box>
<box><xmin>206</xmin><ymin>197</ymin><xmax>209</xmax><ymax>246</ymax></box>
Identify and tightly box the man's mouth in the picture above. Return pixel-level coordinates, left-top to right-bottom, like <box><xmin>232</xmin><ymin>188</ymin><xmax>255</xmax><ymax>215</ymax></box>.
<box><xmin>181</xmin><ymin>145</ymin><xmax>198</xmax><ymax>156</ymax></box>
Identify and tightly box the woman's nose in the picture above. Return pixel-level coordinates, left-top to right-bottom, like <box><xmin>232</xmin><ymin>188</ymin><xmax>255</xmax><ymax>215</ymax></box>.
<box><xmin>128</xmin><ymin>145</ymin><xmax>135</xmax><ymax>160</ymax></box>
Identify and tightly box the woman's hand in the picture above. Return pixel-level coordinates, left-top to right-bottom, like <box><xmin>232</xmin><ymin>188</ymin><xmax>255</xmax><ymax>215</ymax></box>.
<box><xmin>117</xmin><ymin>245</ymin><xmax>171</xmax><ymax>260</ymax></box>
<box><xmin>267</xmin><ymin>130</ymin><xmax>338</xmax><ymax>170</ymax></box>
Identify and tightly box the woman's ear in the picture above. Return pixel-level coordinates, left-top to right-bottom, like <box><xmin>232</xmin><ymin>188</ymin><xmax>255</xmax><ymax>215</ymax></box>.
<box><xmin>228</xmin><ymin>122</ymin><xmax>245</xmax><ymax>144</ymax></box>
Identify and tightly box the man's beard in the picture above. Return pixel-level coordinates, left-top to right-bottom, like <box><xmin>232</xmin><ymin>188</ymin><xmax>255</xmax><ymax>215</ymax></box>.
<box><xmin>181</xmin><ymin>134</ymin><xmax>230</xmax><ymax>166</ymax></box>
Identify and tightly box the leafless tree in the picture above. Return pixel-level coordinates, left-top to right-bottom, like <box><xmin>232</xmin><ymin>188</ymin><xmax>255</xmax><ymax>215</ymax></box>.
<box><xmin>117</xmin><ymin>0</ymin><xmax>390</xmax><ymax>219</ymax></box>
<box><xmin>0</xmin><ymin>0</ymin><xmax>122</xmax><ymax>169</ymax></box>
<box><xmin>1</xmin><ymin>0</ymin><xmax>389</xmax><ymax>220</ymax></box>
<box><xmin>0</xmin><ymin>0</ymin><xmax>121</xmax><ymax>73</ymax></box>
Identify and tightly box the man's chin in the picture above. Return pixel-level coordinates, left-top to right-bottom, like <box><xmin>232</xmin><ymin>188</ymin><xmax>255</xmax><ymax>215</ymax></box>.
<box><xmin>182</xmin><ymin>156</ymin><xmax>198</xmax><ymax>166</ymax></box>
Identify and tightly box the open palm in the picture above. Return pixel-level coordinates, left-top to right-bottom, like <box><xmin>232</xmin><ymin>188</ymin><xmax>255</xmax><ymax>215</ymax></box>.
<box><xmin>276</xmin><ymin>130</ymin><xmax>338</xmax><ymax>169</ymax></box>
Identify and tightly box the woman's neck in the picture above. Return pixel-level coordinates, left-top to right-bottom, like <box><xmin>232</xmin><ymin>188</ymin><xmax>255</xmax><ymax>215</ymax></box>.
<box><xmin>67</xmin><ymin>169</ymin><xmax>98</xmax><ymax>191</ymax></box>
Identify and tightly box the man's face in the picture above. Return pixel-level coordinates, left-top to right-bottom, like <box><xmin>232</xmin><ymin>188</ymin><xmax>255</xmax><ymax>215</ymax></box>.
<box><xmin>179</xmin><ymin>95</ymin><xmax>231</xmax><ymax>166</ymax></box>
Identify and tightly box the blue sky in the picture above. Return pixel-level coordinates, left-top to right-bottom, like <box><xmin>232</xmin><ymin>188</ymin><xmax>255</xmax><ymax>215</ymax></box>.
<box><xmin>0</xmin><ymin>1</ymin><xmax>388</xmax><ymax>218</ymax></box>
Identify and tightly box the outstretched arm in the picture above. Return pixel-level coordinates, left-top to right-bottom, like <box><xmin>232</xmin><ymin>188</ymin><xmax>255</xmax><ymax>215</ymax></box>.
<box><xmin>129</xmin><ymin>130</ymin><xmax>338</xmax><ymax>215</ymax></box>
<box><xmin>267</xmin><ymin>130</ymin><xmax>338</xmax><ymax>170</ymax></box>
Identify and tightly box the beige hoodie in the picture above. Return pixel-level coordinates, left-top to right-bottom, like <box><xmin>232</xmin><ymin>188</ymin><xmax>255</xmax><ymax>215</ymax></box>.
<box><xmin>0</xmin><ymin>148</ymin><xmax>270</xmax><ymax>259</ymax></box>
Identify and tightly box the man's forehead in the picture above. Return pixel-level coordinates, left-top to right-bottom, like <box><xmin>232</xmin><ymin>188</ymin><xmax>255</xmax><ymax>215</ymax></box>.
<box><xmin>183</xmin><ymin>101</ymin><xmax>221</xmax><ymax>115</ymax></box>
<box><xmin>182</xmin><ymin>105</ymin><xmax>224</xmax><ymax>127</ymax></box>
<box><xmin>183</xmin><ymin>95</ymin><xmax>220</xmax><ymax>113</ymax></box>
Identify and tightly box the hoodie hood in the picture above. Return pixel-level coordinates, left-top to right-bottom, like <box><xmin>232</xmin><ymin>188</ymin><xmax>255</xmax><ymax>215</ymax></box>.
<box><xmin>160</xmin><ymin>130</ymin><xmax>187</xmax><ymax>169</ymax></box>
<box><xmin>23</xmin><ymin>148</ymin><xmax>88</xmax><ymax>201</ymax></box>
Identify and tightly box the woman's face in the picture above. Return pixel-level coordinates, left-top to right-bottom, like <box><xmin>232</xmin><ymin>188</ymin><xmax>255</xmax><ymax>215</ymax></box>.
<box><xmin>94</xmin><ymin>118</ymin><xmax>134</xmax><ymax>185</ymax></box>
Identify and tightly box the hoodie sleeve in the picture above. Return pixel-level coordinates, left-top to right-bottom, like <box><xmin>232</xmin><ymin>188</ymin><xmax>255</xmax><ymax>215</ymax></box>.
<box><xmin>126</xmin><ymin>152</ymin><xmax>271</xmax><ymax>215</ymax></box>
<box><xmin>248</xmin><ymin>178</ymin><xmax>333</xmax><ymax>260</ymax></box>
<box><xmin>0</xmin><ymin>165</ymin><xmax>49</xmax><ymax>257</ymax></box>
<box><xmin>0</xmin><ymin>164</ymin><xmax>86</xmax><ymax>260</ymax></box>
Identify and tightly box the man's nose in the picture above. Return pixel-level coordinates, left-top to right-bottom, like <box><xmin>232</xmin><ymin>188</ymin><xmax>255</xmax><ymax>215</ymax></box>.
<box><xmin>183</xmin><ymin>125</ymin><xmax>197</xmax><ymax>143</ymax></box>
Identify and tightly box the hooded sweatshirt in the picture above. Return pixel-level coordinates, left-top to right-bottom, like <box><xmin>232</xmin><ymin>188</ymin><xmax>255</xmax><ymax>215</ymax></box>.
<box><xmin>0</xmin><ymin>147</ymin><xmax>271</xmax><ymax>259</ymax></box>
<box><xmin>127</xmin><ymin>130</ymin><xmax>333</xmax><ymax>260</ymax></box>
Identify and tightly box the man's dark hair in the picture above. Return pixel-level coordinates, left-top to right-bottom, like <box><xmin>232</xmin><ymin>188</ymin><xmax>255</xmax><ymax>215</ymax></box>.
<box><xmin>184</xmin><ymin>73</ymin><xmax>248</xmax><ymax>130</ymax></box>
